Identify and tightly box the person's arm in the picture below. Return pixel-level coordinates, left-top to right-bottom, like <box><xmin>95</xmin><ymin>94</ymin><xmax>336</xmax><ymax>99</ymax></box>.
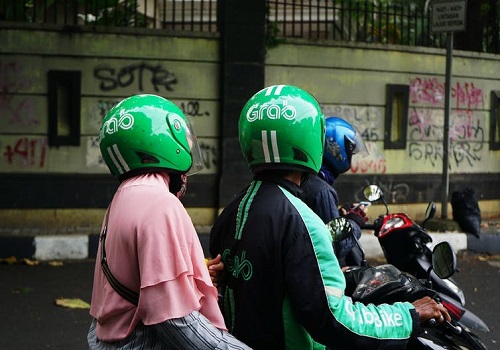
<box><xmin>284</xmin><ymin>206</ymin><xmax>419</xmax><ymax>348</ymax></box>
<box><xmin>311</xmin><ymin>187</ymin><xmax>364</xmax><ymax>266</ymax></box>
<box><xmin>206</xmin><ymin>254</ymin><xmax>224</xmax><ymax>288</ymax></box>
<box><xmin>153</xmin><ymin>310</ymin><xmax>251</xmax><ymax>349</ymax></box>
<box><xmin>339</xmin><ymin>202</ymin><xmax>369</xmax><ymax>228</ymax></box>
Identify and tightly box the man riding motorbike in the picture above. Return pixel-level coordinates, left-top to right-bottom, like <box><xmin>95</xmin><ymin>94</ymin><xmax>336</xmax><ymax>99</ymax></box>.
<box><xmin>209</xmin><ymin>84</ymin><xmax>450</xmax><ymax>349</ymax></box>
<box><xmin>300</xmin><ymin>116</ymin><xmax>369</xmax><ymax>266</ymax></box>
<box><xmin>209</xmin><ymin>117</ymin><xmax>369</xmax><ymax>282</ymax></box>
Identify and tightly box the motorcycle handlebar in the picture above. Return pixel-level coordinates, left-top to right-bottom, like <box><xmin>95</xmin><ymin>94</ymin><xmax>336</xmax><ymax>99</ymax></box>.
<box><xmin>427</xmin><ymin>318</ymin><xmax>463</xmax><ymax>335</ymax></box>
<box><xmin>412</xmin><ymin>237</ymin><xmax>424</xmax><ymax>255</ymax></box>
<box><xmin>361</xmin><ymin>223</ymin><xmax>376</xmax><ymax>230</ymax></box>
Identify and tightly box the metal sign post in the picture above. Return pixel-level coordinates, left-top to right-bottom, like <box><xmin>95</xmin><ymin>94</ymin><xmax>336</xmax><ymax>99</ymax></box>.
<box><xmin>430</xmin><ymin>0</ymin><xmax>467</xmax><ymax>218</ymax></box>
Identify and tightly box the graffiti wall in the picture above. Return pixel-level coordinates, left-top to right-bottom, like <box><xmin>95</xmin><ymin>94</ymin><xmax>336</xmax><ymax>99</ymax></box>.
<box><xmin>0</xmin><ymin>31</ymin><xmax>220</xmax><ymax>175</ymax></box>
<box><xmin>1</xmin><ymin>27</ymin><xmax>500</xmax><ymax>226</ymax></box>
<box><xmin>266</xmin><ymin>42</ymin><xmax>500</xmax><ymax>176</ymax></box>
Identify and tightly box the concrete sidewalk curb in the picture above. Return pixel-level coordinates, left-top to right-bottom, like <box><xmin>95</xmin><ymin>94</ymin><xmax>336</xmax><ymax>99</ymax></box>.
<box><xmin>0</xmin><ymin>230</ymin><xmax>499</xmax><ymax>261</ymax></box>
<box><xmin>359</xmin><ymin>231</ymin><xmax>467</xmax><ymax>259</ymax></box>
<box><xmin>0</xmin><ymin>234</ymin><xmax>99</xmax><ymax>261</ymax></box>
<box><xmin>359</xmin><ymin>230</ymin><xmax>500</xmax><ymax>258</ymax></box>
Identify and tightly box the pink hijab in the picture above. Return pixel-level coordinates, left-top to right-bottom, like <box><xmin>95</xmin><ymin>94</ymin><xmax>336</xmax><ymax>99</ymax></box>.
<box><xmin>89</xmin><ymin>173</ymin><xmax>226</xmax><ymax>341</ymax></box>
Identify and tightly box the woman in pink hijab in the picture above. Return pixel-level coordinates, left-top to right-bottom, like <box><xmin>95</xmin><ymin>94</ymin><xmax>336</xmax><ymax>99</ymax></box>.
<box><xmin>88</xmin><ymin>94</ymin><xmax>250</xmax><ymax>349</ymax></box>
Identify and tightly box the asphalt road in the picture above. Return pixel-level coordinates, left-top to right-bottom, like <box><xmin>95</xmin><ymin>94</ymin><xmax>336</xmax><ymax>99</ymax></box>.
<box><xmin>0</xmin><ymin>259</ymin><xmax>94</xmax><ymax>350</ymax></box>
<box><xmin>0</xmin><ymin>253</ymin><xmax>498</xmax><ymax>349</ymax></box>
<box><xmin>451</xmin><ymin>252</ymin><xmax>499</xmax><ymax>349</ymax></box>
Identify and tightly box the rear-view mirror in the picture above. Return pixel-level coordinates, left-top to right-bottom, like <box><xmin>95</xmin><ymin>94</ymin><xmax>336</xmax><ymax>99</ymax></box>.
<box><xmin>432</xmin><ymin>242</ymin><xmax>457</xmax><ymax>279</ymax></box>
<box><xmin>363</xmin><ymin>185</ymin><xmax>383</xmax><ymax>202</ymax></box>
<box><xmin>326</xmin><ymin>217</ymin><xmax>354</xmax><ymax>242</ymax></box>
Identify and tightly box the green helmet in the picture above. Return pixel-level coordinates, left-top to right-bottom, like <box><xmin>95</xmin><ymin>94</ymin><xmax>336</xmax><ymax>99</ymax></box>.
<box><xmin>239</xmin><ymin>85</ymin><xmax>325</xmax><ymax>173</ymax></box>
<box><xmin>99</xmin><ymin>94</ymin><xmax>204</xmax><ymax>179</ymax></box>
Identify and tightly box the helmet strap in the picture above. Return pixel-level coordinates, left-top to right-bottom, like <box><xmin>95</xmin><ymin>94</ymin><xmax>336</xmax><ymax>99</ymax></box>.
<box><xmin>300</xmin><ymin>172</ymin><xmax>310</xmax><ymax>186</ymax></box>
<box><xmin>169</xmin><ymin>173</ymin><xmax>188</xmax><ymax>198</ymax></box>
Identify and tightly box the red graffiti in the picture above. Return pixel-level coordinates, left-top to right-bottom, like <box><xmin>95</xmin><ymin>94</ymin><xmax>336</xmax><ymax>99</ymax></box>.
<box><xmin>350</xmin><ymin>158</ymin><xmax>387</xmax><ymax>174</ymax></box>
<box><xmin>3</xmin><ymin>137</ymin><xmax>47</xmax><ymax>167</ymax></box>
<box><xmin>452</xmin><ymin>82</ymin><xmax>484</xmax><ymax>109</ymax></box>
<box><xmin>410</xmin><ymin>77</ymin><xmax>445</xmax><ymax>105</ymax></box>
<box><xmin>410</xmin><ymin>77</ymin><xmax>484</xmax><ymax>109</ymax></box>
<box><xmin>0</xmin><ymin>61</ymin><xmax>32</xmax><ymax>92</ymax></box>
<box><xmin>0</xmin><ymin>94</ymin><xmax>38</xmax><ymax>126</ymax></box>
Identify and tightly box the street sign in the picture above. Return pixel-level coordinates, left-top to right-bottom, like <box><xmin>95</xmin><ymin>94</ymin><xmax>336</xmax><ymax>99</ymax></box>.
<box><xmin>431</xmin><ymin>0</ymin><xmax>467</xmax><ymax>33</ymax></box>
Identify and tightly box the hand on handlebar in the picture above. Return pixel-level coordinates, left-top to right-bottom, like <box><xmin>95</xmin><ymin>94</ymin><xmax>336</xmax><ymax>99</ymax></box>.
<box><xmin>412</xmin><ymin>296</ymin><xmax>451</xmax><ymax>325</ymax></box>
<box><xmin>340</xmin><ymin>202</ymin><xmax>369</xmax><ymax>227</ymax></box>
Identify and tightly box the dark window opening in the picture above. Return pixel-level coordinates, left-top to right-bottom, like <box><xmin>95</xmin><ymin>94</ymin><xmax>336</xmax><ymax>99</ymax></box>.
<box><xmin>384</xmin><ymin>84</ymin><xmax>409</xmax><ymax>149</ymax></box>
<box><xmin>48</xmin><ymin>70</ymin><xmax>81</xmax><ymax>147</ymax></box>
<box><xmin>490</xmin><ymin>91</ymin><xmax>500</xmax><ymax>150</ymax></box>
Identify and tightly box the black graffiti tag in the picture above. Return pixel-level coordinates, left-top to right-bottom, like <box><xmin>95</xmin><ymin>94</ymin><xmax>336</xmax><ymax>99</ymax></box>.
<box><xmin>199</xmin><ymin>142</ymin><xmax>217</xmax><ymax>169</ymax></box>
<box><xmin>180</xmin><ymin>101</ymin><xmax>210</xmax><ymax>117</ymax></box>
<box><xmin>94</xmin><ymin>63</ymin><xmax>177</xmax><ymax>92</ymax></box>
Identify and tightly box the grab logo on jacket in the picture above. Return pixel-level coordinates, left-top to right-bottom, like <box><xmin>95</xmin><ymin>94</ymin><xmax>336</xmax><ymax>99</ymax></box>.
<box><xmin>345</xmin><ymin>302</ymin><xmax>404</xmax><ymax>328</ymax></box>
<box><xmin>222</xmin><ymin>249</ymin><xmax>253</xmax><ymax>281</ymax></box>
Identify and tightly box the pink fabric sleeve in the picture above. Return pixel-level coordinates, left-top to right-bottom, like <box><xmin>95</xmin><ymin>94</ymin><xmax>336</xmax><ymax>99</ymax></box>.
<box><xmin>135</xmin><ymin>196</ymin><xmax>225</xmax><ymax>330</ymax></box>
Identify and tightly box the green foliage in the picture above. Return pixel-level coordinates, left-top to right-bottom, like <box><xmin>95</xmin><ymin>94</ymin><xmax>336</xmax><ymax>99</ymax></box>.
<box><xmin>93</xmin><ymin>1</ymin><xmax>146</xmax><ymax>27</ymax></box>
<box><xmin>265</xmin><ymin>19</ymin><xmax>284</xmax><ymax>50</ymax></box>
<box><xmin>345</xmin><ymin>0</ymin><xmax>429</xmax><ymax>45</ymax></box>
<box><xmin>1</xmin><ymin>0</ymin><xmax>499</xmax><ymax>54</ymax></box>
<box><xmin>479</xmin><ymin>0</ymin><xmax>500</xmax><ymax>53</ymax></box>
<box><xmin>0</xmin><ymin>0</ymin><xmax>34</xmax><ymax>22</ymax></box>
<box><xmin>0</xmin><ymin>0</ymin><xmax>146</xmax><ymax>27</ymax></box>
<box><xmin>265</xmin><ymin>3</ymin><xmax>284</xmax><ymax>50</ymax></box>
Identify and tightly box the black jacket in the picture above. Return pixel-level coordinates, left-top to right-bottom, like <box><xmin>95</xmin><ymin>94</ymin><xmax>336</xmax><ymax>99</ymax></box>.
<box><xmin>300</xmin><ymin>173</ymin><xmax>363</xmax><ymax>266</ymax></box>
<box><xmin>210</xmin><ymin>172</ymin><xmax>419</xmax><ymax>349</ymax></box>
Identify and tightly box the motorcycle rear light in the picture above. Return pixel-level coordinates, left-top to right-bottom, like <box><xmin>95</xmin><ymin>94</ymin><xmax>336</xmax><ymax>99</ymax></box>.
<box><xmin>378</xmin><ymin>214</ymin><xmax>415</xmax><ymax>238</ymax></box>
<box><xmin>442</xmin><ymin>300</ymin><xmax>465</xmax><ymax>320</ymax></box>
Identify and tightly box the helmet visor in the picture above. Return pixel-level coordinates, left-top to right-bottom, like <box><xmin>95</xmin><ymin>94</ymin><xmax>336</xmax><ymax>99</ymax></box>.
<box><xmin>351</xmin><ymin>131</ymin><xmax>369</xmax><ymax>157</ymax></box>
<box><xmin>184</xmin><ymin>120</ymin><xmax>205</xmax><ymax>175</ymax></box>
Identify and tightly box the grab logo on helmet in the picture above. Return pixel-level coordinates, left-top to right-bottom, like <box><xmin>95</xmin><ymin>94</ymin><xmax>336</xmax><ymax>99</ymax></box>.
<box><xmin>246</xmin><ymin>85</ymin><xmax>297</xmax><ymax>122</ymax></box>
<box><xmin>100</xmin><ymin>112</ymin><xmax>135</xmax><ymax>140</ymax></box>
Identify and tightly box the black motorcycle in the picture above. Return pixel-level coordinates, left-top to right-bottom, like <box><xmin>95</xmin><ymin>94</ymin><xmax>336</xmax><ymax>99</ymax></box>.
<box><xmin>348</xmin><ymin>184</ymin><xmax>489</xmax><ymax>335</ymax></box>
<box><xmin>358</xmin><ymin>185</ymin><xmax>465</xmax><ymax>302</ymax></box>
<box><xmin>328</xmin><ymin>216</ymin><xmax>489</xmax><ymax>350</ymax></box>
